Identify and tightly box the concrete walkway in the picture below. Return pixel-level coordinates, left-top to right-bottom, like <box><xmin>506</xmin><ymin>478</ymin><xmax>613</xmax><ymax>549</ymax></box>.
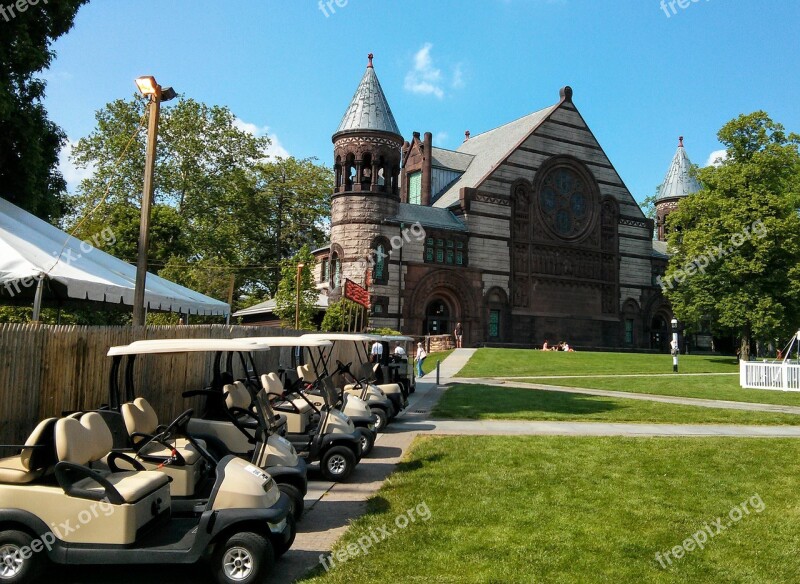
<box><xmin>427</xmin><ymin>348</ymin><xmax>476</xmax><ymax>379</ymax></box>
<box><xmin>393</xmin><ymin>418</ymin><xmax>800</xmax><ymax>437</ymax></box>
<box><xmin>454</xmin><ymin>378</ymin><xmax>800</xmax><ymax>415</ymax></box>
<box><xmin>499</xmin><ymin>372</ymin><xmax>738</xmax><ymax>379</ymax></box>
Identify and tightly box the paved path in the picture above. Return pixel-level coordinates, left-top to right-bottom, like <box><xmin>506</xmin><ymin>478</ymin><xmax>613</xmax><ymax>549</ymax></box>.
<box><xmin>452</xmin><ymin>378</ymin><xmax>800</xmax><ymax>415</ymax></box>
<box><xmin>430</xmin><ymin>348</ymin><xmax>476</xmax><ymax>379</ymax></box>
<box><xmin>393</xmin><ymin>418</ymin><xmax>800</xmax><ymax>437</ymax></box>
<box><xmin>499</xmin><ymin>372</ymin><xmax>738</xmax><ymax>379</ymax></box>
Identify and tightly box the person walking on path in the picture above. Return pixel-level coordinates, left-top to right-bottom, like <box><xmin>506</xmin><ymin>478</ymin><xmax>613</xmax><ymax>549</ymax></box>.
<box><xmin>454</xmin><ymin>322</ymin><xmax>464</xmax><ymax>348</ymax></box>
<box><xmin>415</xmin><ymin>342</ymin><xmax>427</xmax><ymax>378</ymax></box>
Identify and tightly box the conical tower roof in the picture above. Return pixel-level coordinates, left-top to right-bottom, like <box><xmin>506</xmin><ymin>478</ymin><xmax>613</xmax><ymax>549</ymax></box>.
<box><xmin>657</xmin><ymin>136</ymin><xmax>702</xmax><ymax>200</ymax></box>
<box><xmin>334</xmin><ymin>54</ymin><xmax>401</xmax><ymax>139</ymax></box>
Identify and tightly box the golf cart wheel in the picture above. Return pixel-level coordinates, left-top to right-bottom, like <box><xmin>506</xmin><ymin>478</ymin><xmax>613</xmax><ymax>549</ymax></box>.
<box><xmin>213</xmin><ymin>531</ymin><xmax>274</xmax><ymax>584</ymax></box>
<box><xmin>356</xmin><ymin>427</ymin><xmax>375</xmax><ymax>456</ymax></box>
<box><xmin>0</xmin><ymin>530</ymin><xmax>45</xmax><ymax>583</ymax></box>
<box><xmin>278</xmin><ymin>482</ymin><xmax>305</xmax><ymax>522</ymax></box>
<box><xmin>272</xmin><ymin>513</ymin><xmax>296</xmax><ymax>558</ymax></box>
<box><xmin>372</xmin><ymin>408</ymin><xmax>388</xmax><ymax>432</ymax></box>
<box><xmin>320</xmin><ymin>446</ymin><xmax>356</xmax><ymax>482</ymax></box>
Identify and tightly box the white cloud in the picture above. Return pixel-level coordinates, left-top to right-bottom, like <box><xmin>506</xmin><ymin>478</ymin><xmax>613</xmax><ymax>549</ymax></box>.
<box><xmin>58</xmin><ymin>139</ymin><xmax>95</xmax><ymax>193</ymax></box>
<box><xmin>705</xmin><ymin>149</ymin><xmax>728</xmax><ymax>167</ymax></box>
<box><xmin>233</xmin><ymin>117</ymin><xmax>290</xmax><ymax>159</ymax></box>
<box><xmin>451</xmin><ymin>64</ymin><xmax>465</xmax><ymax>90</ymax></box>
<box><xmin>404</xmin><ymin>43</ymin><xmax>445</xmax><ymax>99</ymax></box>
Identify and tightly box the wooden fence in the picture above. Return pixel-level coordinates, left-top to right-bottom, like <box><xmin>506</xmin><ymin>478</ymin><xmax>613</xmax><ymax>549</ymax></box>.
<box><xmin>0</xmin><ymin>323</ymin><xmax>359</xmax><ymax>444</ymax></box>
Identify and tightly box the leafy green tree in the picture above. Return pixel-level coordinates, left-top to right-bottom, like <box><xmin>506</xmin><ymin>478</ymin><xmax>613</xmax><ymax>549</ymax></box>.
<box><xmin>273</xmin><ymin>246</ymin><xmax>318</xmax><ymax>330</ymax></box>
<box><xmin>640</xmin><ymin>192</ymin><xmax>658</xmax><ymax>221</ymax></box>
<box><xmin>0</xmin><ymin>0</ymin><xmax>87</xmax><ymax>221</ymax></box>
<box><xmin>321</xmin><ymin>298</ymin><xmax>363</xmax><ymax>332</ymax></box>
<box><xmin>663</xmin><ymin>112</ymin><xmax>800</xmax><ymax>360</ymax></box>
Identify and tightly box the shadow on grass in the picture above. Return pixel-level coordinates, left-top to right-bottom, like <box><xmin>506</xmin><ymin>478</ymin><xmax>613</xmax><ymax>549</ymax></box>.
<box><xmin>433</xmin><ymin>384</ymin><xmax>620</xmax><ymax>419</ymax></box>
<box><xmin>394</xmin><ymin>452</ymin><xmax>445</xmax><ymax>474</ymax></box>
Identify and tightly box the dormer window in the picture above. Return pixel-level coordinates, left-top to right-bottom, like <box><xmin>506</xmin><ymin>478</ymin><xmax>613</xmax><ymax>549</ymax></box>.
<box><xmin>408</xmin><ymin>171</ymin><xmax>422</xmax><ymax>205</ymax></box>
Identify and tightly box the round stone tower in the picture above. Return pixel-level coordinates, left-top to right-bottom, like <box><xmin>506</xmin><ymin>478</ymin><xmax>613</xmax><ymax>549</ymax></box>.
<box><xmin>655</xmin><ymin>136</ymin><xmax>702</xmax><ymax>241</ymax></box>
<box><xmin>329</xmin><ymin>54</ymin><xmax>404</xmax><ymax>296</ymax></box>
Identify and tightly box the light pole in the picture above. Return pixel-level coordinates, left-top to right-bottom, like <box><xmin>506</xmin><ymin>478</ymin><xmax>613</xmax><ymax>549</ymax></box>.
<box><xmin>132</xmin><ymin>76</ymin><xmax>176</xmax><ymax>326</ymax></box>
<box><xmin>671</xmin><ymin>318</ymin><xmax>679</xmax><ymax>373</ymax></box>
<box><xmin>295</xmin><ymin>263</ymin><xmax>305</xmax><ymax>330</ymax></box>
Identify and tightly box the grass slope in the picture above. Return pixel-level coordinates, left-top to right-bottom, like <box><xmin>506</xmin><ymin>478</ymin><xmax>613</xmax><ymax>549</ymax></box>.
<box><xmin>432</xmin><ymin>384</ymin><xmax>800</xmax><ymax>425</ymax></box>
<box><xmin>303</xmin><ymin>436</ymin><xmax>800</xmax><ymax>583</ymax></box>
<box><xmin>457</xmin><ymin>348</ymin><xmax>737</xmax><ymax>378</ymax></box>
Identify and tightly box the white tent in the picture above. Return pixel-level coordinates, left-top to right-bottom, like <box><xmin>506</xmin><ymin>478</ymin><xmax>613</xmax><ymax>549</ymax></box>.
<box><xmin>0</xmin><ymin>197</ymin><xmax>229</xmax><ymax>318</ymax></box>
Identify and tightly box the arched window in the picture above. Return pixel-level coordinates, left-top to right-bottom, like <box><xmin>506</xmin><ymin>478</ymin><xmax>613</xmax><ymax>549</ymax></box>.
<box><xmin>330</xmin><ymin>253</ymin><xmax>341</xmax><ymax>289</ymax></box>
<box><xmin>371</xmin><ymin>237</ymin><xmax>390</xmax><ymax>285</ymax></box>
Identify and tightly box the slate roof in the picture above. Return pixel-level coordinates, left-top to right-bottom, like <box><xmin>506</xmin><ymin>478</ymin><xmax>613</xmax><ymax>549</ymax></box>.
<box><xmin>388</xmin><ymin>203</ymin><xmax>467</xmax><ymax>232</ymax></box>
<box><xmin>432</xmin><ymin>104</ymin><xmax>559</xmax><ymax>208</ymax></box>
<box><xmin>430</xmin><ymin>147</ymin><xmax>474</xmax><ymax>172</ymax></box>
<box><xmin>652</xmin><ymin>239</ymin><xmax>669</xmax><ymax>258</ymax></box>
<box><xmin>657</xmin><ymin>138</ymin><xmax>702</xmax><ymax>201</ymax></box>
<box><xmin>335</xmin><ymin>57</ymin><xmax>401</xmax><ymax>137</ymax></box>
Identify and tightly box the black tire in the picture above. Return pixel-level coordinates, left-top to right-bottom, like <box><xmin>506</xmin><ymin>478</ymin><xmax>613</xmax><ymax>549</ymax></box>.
<box><xmin>372</xmin><ymin>408</ymin><xmax>389</xmax><ymax>432</ymax></box>
<box><xmin>212</xmin><ymin>531</ymin><xmax>274</xmax><ymax>584</ymax></box>
<box><xmin>278</xmin><ymin>482</ymin><xmax>305</xmax><ymax>522</ymax></box>
<box><xmin>320</xmin><ymin>445</ymin><xmax>357</xmax><ymax>481</ymax></box>
<box><xmin>0</xmin><ymin>530</ymin><xmax>45</xmax><ymax>583</ymax></box>
<box><xmin>272</xmin><ymin>513</ymin><xmax>296</xmax><ymax>558</ymax></box>
<box><xmin>355</xmin><ymin>427</ymin><xmax>375</xmax><ymax>456</ymax></box>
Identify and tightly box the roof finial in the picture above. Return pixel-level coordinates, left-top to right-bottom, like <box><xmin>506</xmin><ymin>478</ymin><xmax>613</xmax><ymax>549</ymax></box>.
<box><xmin>464</xmin><ymin>130</ymin><xmax>470</xmax><ymax>142</ymax></box>
<box><xmin>367</xmin><ymin>53</ymin><xmax>374</xmax><ymax>68</ymax></box>
<box><xmin>679</xmin><ymin>136</ymin><xmax>684</xmax><ymax>148</ymax></box>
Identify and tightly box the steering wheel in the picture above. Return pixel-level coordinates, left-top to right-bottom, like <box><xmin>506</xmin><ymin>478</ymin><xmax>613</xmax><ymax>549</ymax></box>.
<box><xmin>336</xmin><ymin>360</ymin><xmax>353</xmax><ymax>373</ymax></box>
<box><xmin>135</xmin><ymin>409</ymin><xmax>194</xmax><ymax>463</ymax></box>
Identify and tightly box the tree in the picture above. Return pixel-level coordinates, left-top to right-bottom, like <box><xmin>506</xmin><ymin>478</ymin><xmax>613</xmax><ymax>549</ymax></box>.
<box><xmin>321</xmin><ymin>298</ymin><xmax>362</xmax><ymax>332</ymax></box>
<box><xmin>273</xmin><ymin>246</ymin><xmax>319</xmax><ymax>330</ymax></box>
<box><xmin>663</xmin><ymin>112</ymin><xmax>800</xmax><ymax>361</ymax></box>
<box><xmin>0</xmin><ymin>0</ymin><xmax>87</xmax><ymax>221</ymax></box>
<box><xmin>67</xmin><ymin>95</ymin><xmax>332</xmax><ymax>309</ymax></box>
<box><xmin>640</xmin><ymin>192</ymin><xmax>658</xmax><ymax>221</ymax></box>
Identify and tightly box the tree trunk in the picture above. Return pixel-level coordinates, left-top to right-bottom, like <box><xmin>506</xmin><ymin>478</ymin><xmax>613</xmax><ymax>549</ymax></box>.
<box><xmin>739</xmin><ymin>332</ymin><xmax>750</xmax><ymax>362</ymax></box>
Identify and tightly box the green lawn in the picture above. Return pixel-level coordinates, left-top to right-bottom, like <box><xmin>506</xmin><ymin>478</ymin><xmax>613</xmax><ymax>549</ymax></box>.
<box><xmin>520</xmin><ymin>375</ymin><xmax>800</xmax><ymax>408</ymax></box>
<box><xmin>303</xmin><ymin>436</ymin><xmax>800</xmax><ymax>583</ymax></box>
<box><xmin>457</xmin><ymin>348</ymin><xmax>737</xmax><ymax>377</ymax></box>
<box><xmin>431</xmin><ymin>383</ymin><xmax>800</xmax><ymax>425</ymax></box>
<box><xmin>421</xmin><ymin>350</ymin><xmax>454</xmax><ymax>375</ymax></box>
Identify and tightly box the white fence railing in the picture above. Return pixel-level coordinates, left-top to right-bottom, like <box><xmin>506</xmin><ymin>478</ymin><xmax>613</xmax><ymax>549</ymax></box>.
<box><xmin>740</xmin><ymin>360</ymin><xmax>800</xmax><ymax>391</ymax></box>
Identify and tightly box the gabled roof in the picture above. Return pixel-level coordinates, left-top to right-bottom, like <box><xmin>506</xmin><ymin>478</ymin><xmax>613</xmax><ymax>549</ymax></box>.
<box><xmin>232</xmin><ymin>293</ymin><xmax>329</xmax><ymax>318</ymax></box>
<box><xmin>430</xmin><ymin>147</ymin><xmax>474</xmax><ymax>172</ymax></box>
<box><xmin>657</xmin><ymin>137</ymin><xmax>702</xmax><ymax>201</ymax></box>
<box><xmin>388</xmin><ymin>203</ymin><xmax>467</xmax><ymax>232</ymax></box>
<box><xmin>652</xmin><ymin>239</ymin><xmax>669</xmax><ymax>258</ymax></box>
<box><xmin>334</xmin><ymin>55</ymin><xmax>401</xmax><ymax>138</ymax></box>
<box><xmin>433</xmin><ymin>103</ymin><xmax>560</xmax><ymax>207</ymax></box>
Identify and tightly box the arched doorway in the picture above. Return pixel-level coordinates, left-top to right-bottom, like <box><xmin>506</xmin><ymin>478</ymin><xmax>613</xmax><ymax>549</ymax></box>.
<box><xmin>424</xmin><ymin>299</ymin><xmax>451</xmax><ymax>336</ymax></box>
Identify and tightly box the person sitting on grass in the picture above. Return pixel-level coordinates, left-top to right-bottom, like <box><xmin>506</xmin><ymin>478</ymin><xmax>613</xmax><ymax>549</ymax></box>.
<box><xmin>542</xmin><ymin>340</ymin><xmax>550</xmax><ymax>351</ymax></box>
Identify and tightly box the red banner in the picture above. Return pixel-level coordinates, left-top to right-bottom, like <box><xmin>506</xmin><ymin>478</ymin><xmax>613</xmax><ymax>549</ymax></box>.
<box><xmin>344</xmin><ymin>278</ymin><xmax>370</xmax><ymax>308</ymax></box>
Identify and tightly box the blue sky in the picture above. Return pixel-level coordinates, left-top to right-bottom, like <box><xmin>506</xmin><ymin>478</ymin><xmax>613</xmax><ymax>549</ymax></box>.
<box><xmin>46</xmin><ymin>0</ymin><xmax>800</xmax><ymax>204</ymax></box>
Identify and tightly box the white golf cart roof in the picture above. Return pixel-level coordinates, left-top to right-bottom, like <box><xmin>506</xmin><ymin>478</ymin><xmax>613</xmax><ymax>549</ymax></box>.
<box><xmin>301</xmin><ymin>333</ymin><xmax>375</xmax><ymax>342</ymax></box>
<box><xmin>381</xmin><ymin>335</ymin><xmax>415</xmax><ymax>342</ymax></box>
<box><xmin>232</xmin><ymin>336</ymin><xmax>332</xmax><ymax>348</ymax></box>
<box><xmin>107</xmin><ymin>338</ymin><xmax>271</xmax><ymax>356</ymax></box>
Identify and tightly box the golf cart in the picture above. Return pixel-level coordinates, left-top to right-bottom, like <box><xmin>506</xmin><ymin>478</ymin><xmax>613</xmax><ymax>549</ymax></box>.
<box><xmin>382</xmin><ymin>335</ymin><xmax>417</xmax><ymax>395</ymax></box>
<box><xmin>0</xmin><ymin>411</ymin><xmax>293</xmax><ymax>584</ymax></box>
<box><xmin>259</xmin><ymin>371</ymin><xmax>362</xmax><ymax>482</ymax></box>
<box><xmin>299</xmin><ymin>333</ymin><xmax>401</xmax><ymax>431</ymax></box>
<box><xmin>230</xmin><ymin>337</ymin><xmax>377</xmax><ymax>457</ymax></box>
<box><xmin>101</xmin><ymin>339</ymin><xmax>307</xmax><ymax>520</ymax></box>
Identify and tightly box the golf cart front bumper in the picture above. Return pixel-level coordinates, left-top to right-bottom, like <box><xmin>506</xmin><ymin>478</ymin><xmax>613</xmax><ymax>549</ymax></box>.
<box><xmin>264</xmin><ymin>457</ymin><xmax>308</xmax><ymax>496</ymax></box>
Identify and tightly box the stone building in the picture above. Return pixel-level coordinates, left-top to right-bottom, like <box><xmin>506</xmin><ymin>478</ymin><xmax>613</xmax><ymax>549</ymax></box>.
<box><xmin>314</xmin><ymin>54</ymin><xmax>676</xmax><ymax>349</ymax></box>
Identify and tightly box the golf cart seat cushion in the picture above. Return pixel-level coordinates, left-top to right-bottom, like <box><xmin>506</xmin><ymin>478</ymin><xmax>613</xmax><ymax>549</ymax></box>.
<box><xmin>56</xmin><ymin>413</ymin><xmax>114</xmax><ymax>466</ymax></box>
<box><xmin>137</xmin><ymin>439</ymin><xmax>206</xmax><ymax>465</ymax></box>
<box><xmin>261</xmin><ymin>372</ymin><xmax>285</xmax><ymax>396</ymax></box>
<box><xmin>121</xmin><ymin>397</ymin><xmax>160</xmax><ymax>437</ymax></box>
<box><xmin>73</xmin><ymin>470</ymin><xmax>170</xmax><ymax>503</ymax></box>
<box><xmin>225</xmin><ymin>382</ymin><xmax>251</xmax><ymax>411</ymax></box>
<box><xmin>0</xmin><ymin>417</ymin><xmax>58</xmax><ymax>484</ymax></box>
<box><xmin>297</xmin><ymin>363</ymin><xmax>318</xmax><ymax>383</ymax></box>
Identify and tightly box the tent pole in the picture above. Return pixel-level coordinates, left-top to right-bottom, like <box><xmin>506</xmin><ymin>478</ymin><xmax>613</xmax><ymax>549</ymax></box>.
<box><xmin>31</xmin><ymin>275</ymin><xmax>44</xmax><ymax>322</ymax></box>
